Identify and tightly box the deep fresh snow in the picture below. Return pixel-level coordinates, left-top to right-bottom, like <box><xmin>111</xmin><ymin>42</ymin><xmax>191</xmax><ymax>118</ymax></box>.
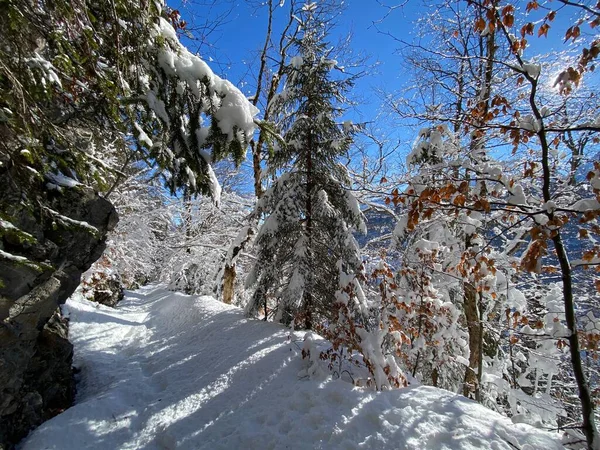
<box><xmin>21</xmin><ymin>286</ymin><xmax>564</xmax><ymax>449</ymax></box>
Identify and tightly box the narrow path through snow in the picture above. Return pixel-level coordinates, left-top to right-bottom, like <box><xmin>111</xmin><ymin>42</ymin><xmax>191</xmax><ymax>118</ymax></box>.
<box><xmin>21</xmin><ymin>286</ymin><xmax>564</xmax><ymax>450</ymax></box>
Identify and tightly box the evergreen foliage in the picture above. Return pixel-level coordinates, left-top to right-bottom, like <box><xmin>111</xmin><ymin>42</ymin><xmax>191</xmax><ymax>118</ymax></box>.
<box><xmin>0</xmin><ymin>0</ymin><xmax>258</xmax><ymax>290</ymax></box>
<box><xmin>0</xmin><ymin>0</ymin><xmax>257</xmax><ymax>227</ymax></box>
<box><xmin>246</xmin><ymin>4</ymin><xmax>365</xmax><ymax>329</ymax></box>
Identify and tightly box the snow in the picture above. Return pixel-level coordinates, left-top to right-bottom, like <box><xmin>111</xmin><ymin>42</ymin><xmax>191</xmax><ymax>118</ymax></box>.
<box><xmin>414</xmin><ymin>238</ymin><xmax>440</xmax><ymax>255</ymax></box>
<box><xmin>508</xmin><ymin>184</ymin><xmax>527</xmax><ymax>206</ymax></box>
<box><xmin>542</xmin><ymin>201</ymin><xmax>557</xmax><ymax>213</ymax></box>
<box><xmin>185</xmin><ymin>166</ymin><xmax>196</xmax><ymax>190</ymax></box>
<box><xmin>522</xmin><ymin>62</ymin><xmax>541</xmax><ymax>79</ymax></box>
<box><xmin>517</xmin><ymin>115</ymin><xmax>541</xmax><ymax>132</ymax></box>
<box><xmin>507</xmin><ymin>287</ymin><xmax>527</xmax><ymax>311</ymax></box>
<box><xmin>322</xmin><ymin>58</ymin><xmax>338</xmax><ymax>69</ymax></box>
<box><xmin>26</xmin><ymin>52</ymin><xmax>61</xmax><ymax>88</ymax></box>
<box><xmin>290</xmin><ymin>55</ymin><xmax>303</xmax><ymax>69</ymax></box>
<box><xmin>157</xmin><ymin>17</ymin><xmax>178</xmax><ymax>43</ymax></box>
<box><xmin>152</xmin><ymin>19</ymin><xmax>259</xmax><ymax>142</ymax></box>
<box><xmin>302</xmin><ymin>2</ymin><xmax>317</xmax><ymax>12</ymax></box>
<box><xmin>344</xmin><ymin>190</ymin><xmax>367</xmax><ymax>234</ymax></box>
<box><xmin>572</xmin><ymin>198</ymin><xmax>600</xmax><ymax>212</ymax></box>
<box><xmin>0</xmin><ymin>248</ymin><xmax>30</xmax><ymax>263</ymax></box>
<box><xmin>41</xmin><ymin>205</ymin><xmax>100</xmax><ymax>234</ymax></box>
<box><xmin>0</xmin><ymin>219</ymin><xmax>33</xmax><ymax>238</ymax></box>
<box><xmin>206</xmin><ymin>164</ymin><xmax>222</xmax><ymax>204</ymax></box>
<box><xmin>213</xmin><ymin>80</ymin><xmax>259</xmax><ymax>141</ymax></box>
<box><xmin>21</xmin><ymin>286</ymin><xmax>564</xmax><ymax>450</ymax></box>
<box><xmin>46</xmin><ymin>172</ymin><xmax>81</xmax><ymax>188</ymax></box>
<box><xmin>134</xmin><ymin>123</ymin><xmax>154</xmax><ymax>148</ymax></box>
<box><xmin>195</xmin><ymin>126</ymin><xmax>210</xmax><ymax>147</ymax></box>
<box><xmin>146</xmin><ymin>90</ymin><xmax>170</xmax><ymax>124</ymax></box>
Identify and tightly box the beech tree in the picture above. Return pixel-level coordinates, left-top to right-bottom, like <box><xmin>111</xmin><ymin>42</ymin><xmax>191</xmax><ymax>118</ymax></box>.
<box><xmin>381</xmin><ymin>0</ymin><xmax>511</xmax><ymax>402</ymax></box>
<box><xmin>468</xmin><ymin>2</ymin><xmax>599</xmax><ymax>447</ymax></box>
<box><xmin>380</xmin><ymin>0</ymin><xmax>600</xmax><ymax>446</ymax></box>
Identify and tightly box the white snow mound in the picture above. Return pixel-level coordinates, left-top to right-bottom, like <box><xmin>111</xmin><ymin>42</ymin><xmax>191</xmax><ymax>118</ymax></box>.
<box><xmin>21</xmin><ymin>286</ymin><xmax>564</xmax><ymax>450</ymax></box>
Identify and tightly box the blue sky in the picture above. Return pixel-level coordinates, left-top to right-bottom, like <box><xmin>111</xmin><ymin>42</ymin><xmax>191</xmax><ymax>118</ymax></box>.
<box><xmin>172</xmin><ymin>1</ymin><xmax>420</xmax><ymax>124</ymax></box>
<box><xmin>168</xmin><ymin>0</ymin><xmax>427</xmax><ymax>184</ymax></box>
<box><xmin>169</xmin><ymin>0</ymin><xmax>596</xmax><ymax>184</ymax></box>
<box><xmin>175</xmin><ymin>1</ymin><xmax>410</xmax><ymax>87</ymax></box>
<box><xmin>171</xmin><ymin>1</ymin><xmax>584</xmax><ymax>100</ymax></box>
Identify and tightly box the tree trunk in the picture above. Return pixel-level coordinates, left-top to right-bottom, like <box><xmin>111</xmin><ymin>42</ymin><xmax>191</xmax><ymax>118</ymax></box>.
<box><xmin>251</xmin><ymin>141</ymin><xmax>264</xmax><ymax>199</ymax></box>
<box><xmin>183</xmin><ymin>189</ymin><xmax>193</xmax><ymax>254</ymax></box>
<box><xmin>553</xmin><ymin>229</ymin><xmax>598</xmax><ymax>449</ymax></box>
<box><xmin>462</xmin><ymin>13</ymin><xmax>495</xmax><ymax>401</ymax></box>
<box><xmin>219</xmin><ymin>226</ymin><xmax>254</xmax><ymax>304</ymax></box>
<box><xmin>221</xmin><ymin>0</ymin><xmax>297</xmax><ymax>306</ymax></box>
<box><xmin>303</xmin><ymin>123</ymin><xmax>314</xmax><ymax>330</ymax></box>
<box><xmin>222</xmin><ymin>265</ymin><xmax>236</xmax><ymax>304</ymax></box>
<box><xmin>463</xmin><ymin>278</ymin><xmax>481</xmax><ymax>400</ymax></box>
<box><xmin>530</xmin><ymin>45</ymin><xmax>598</xmax><ymax>447</ymax></box>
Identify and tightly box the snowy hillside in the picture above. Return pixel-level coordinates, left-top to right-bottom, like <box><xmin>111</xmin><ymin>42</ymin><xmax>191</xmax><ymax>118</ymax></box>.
<box><xmin>21</xmin><ymin>286</ymin><xmax>564</xmax><ymax>450</ymax></box>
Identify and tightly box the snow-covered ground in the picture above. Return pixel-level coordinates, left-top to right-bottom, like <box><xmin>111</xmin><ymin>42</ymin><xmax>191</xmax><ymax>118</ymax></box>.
<box><xmin>21</xmin><ymin>286</ymin><xmax>564</xmax><ymax>449</ymax></box>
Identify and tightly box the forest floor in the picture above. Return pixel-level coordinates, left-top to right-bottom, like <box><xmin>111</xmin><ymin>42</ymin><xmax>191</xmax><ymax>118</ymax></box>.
<box><xmin>20</xmin><ymin>285</ymin><xmax>565</xmax><ymax>449</ymax></box>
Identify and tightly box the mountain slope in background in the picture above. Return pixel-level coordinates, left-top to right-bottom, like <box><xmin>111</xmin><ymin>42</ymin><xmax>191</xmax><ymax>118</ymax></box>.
<box><xmin>21</xmin><ymin>286</ymin><xmax>564</xmax><ymax>450</ymax></box>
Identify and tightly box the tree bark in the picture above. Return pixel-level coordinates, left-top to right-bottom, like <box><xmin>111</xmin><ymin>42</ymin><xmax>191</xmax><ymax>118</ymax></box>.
<box><xmin>463</xmin><ymin>277</ymin><xmax>481</xmax><ymax>400</ymax></box>
<box><xmin>303</xmin><ymin>120</ymin><xmax>314</xmax><ymax>330</ymax></box>
<box><xmin>222</xmin><ymin>265</ymin><xmax>236</xmax><ymax>304</ymax></box>
<box><xmin>527</xmin><ymin>35</ymin><xmax>598</xmax><ymax>447</ymax></box>
<box><xmin>462</xmin><ymin>11</ymin><xmax>495</xmax><ymax>401</ymax></box>
<box><xmin>251</xmin><ymin>141</ymin><xmax>264</xmax><ymax>199</ymax></box>
<box><xmin>552</xmin><ymin>232</ymin><xmax>598</xmax><ymax>449</ymax></box>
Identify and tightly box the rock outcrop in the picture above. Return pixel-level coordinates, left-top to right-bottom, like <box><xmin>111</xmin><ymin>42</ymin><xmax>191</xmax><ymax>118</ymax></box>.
<box><xmin>0</xmin><ymin>169</ymin><xmax>117</xmax><ymax>449</ymax></box>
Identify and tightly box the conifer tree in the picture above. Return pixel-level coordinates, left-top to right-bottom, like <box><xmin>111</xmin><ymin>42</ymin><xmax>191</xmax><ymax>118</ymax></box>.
<box><xmin>245</xmin><ymin>3</ymin><xmax>365</xmax><ymax>329</ymax></box>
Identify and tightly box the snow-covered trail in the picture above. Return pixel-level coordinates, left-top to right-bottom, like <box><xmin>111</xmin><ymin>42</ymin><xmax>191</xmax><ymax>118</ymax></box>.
<box><xmin>21</xmin><ymin>286</ymin><xmax>564</xmax><ymax>450</ymax></box>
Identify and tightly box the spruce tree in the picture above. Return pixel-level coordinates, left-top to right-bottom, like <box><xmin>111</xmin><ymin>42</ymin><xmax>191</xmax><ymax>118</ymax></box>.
<box><xmin>246</xmin><ymin>3</ymin><xmax>365</xmax><ymax>329</ymax></box>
